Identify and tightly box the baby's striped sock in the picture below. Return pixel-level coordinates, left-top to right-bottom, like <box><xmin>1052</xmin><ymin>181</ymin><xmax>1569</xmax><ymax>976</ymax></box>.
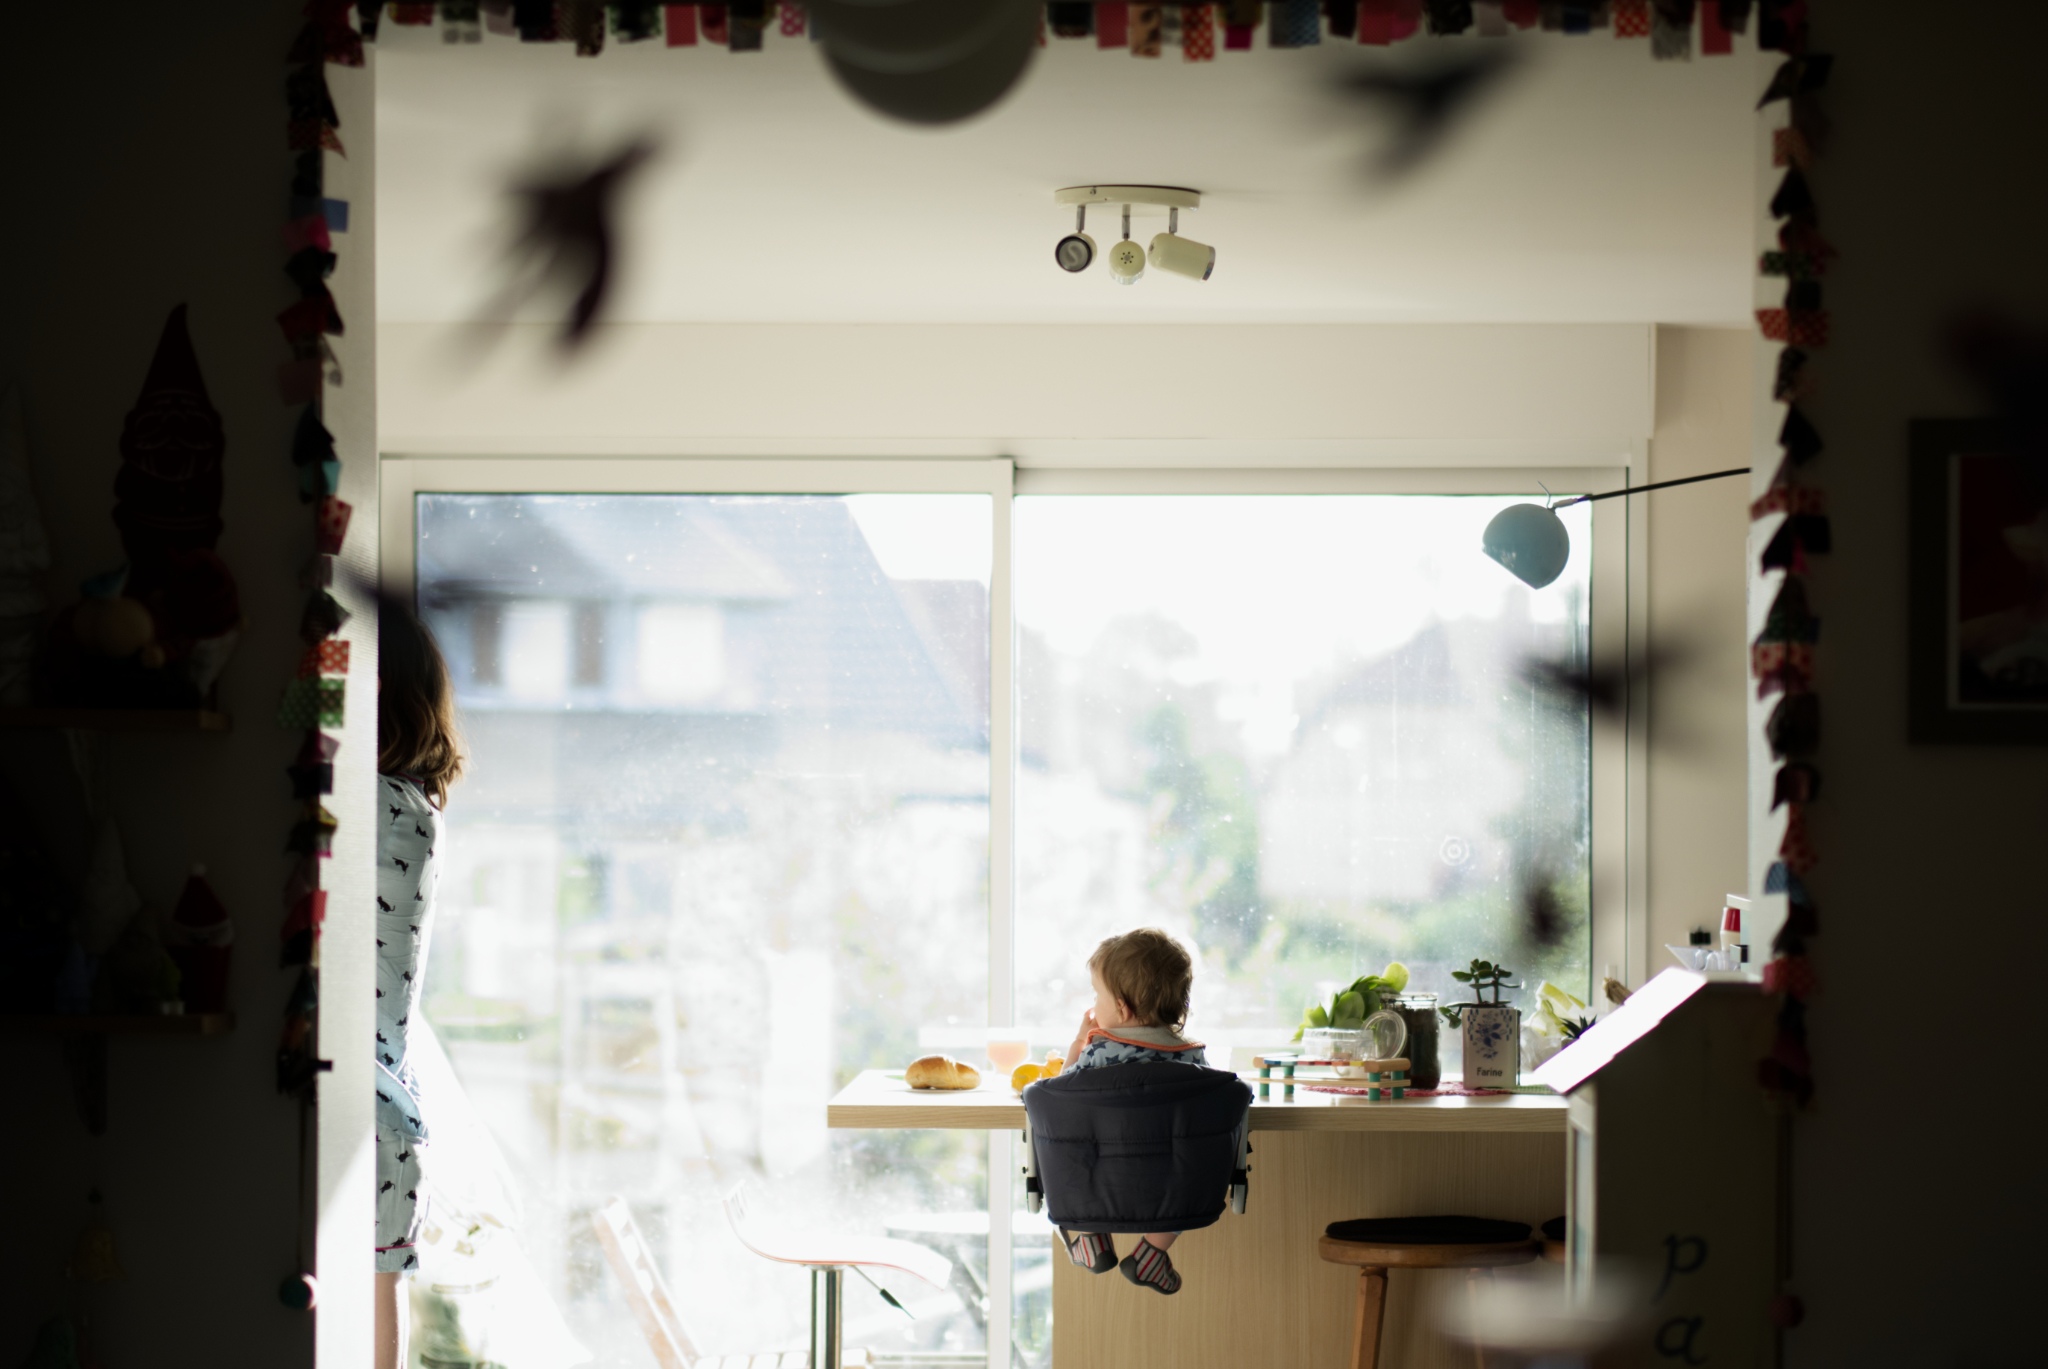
<box><xmin>1061</xmin><ymin>1229</ymin><xmax>1117</xmax><ymax>1273</ymax></box>
<box><xmin>1119</xmin><ymin>1238</ymin><xmax>1182</xmax><ymax>1295</ymax></box>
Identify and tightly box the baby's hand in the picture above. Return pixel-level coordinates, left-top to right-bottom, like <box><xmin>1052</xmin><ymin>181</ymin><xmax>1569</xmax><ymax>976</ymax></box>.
<box><xmin>1067</xmin><ymin>1009</ymin><xmax>1097</xmax><ymax>1066</ymax></box>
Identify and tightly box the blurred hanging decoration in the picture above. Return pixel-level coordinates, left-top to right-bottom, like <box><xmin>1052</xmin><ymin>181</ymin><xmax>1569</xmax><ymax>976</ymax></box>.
<box><xmin>1331</xmin><ymin>44</ymin><xmax>1522</xmax><ymax>181</ymax></box>
<box><xmin>812</xmin><ymin>0</ymin><xmax>1042</xmax><ymax>124</ymax></box>
<box><xmin>471</xmin><ymin>137</ymin><xmax>659</xmax><ymax>351</ymax></box>
<box><xmin>322</xmin><ymin>0</ymin><xmax>1755</xmax><ymax>85</ymax></box>
<box><xmin>276</xmin><ymin>0</ymin><xmax>363</xmax><ymax>1311</ymax></box>
<box><xmin>1749</xmin><ymin>0</ymin><xmax>1831</xmax><ymax>1112</ymax></box>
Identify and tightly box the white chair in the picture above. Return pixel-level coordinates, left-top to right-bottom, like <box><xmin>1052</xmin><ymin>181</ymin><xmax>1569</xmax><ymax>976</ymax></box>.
<box><xmin>724</xmin><ymin>1184</ymin><xmax>954</xmax><ymax>1369</ymax></box>
<box><xmin>592</xmin><ymin>1196</ymin><xmax>842</xmax><ymax>1369</ymax></box>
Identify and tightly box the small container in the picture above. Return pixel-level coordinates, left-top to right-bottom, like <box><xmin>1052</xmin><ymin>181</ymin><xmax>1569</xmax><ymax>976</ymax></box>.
<box><xmin>1300</xmin><ymin>1027</ymin><xmax>1367</xmax><ymax>1064</ymax></box>
<box><xmin>1389</xmin><ymin>994</ymin><xmax>1442</xmax><ymax>1090</ymax></box>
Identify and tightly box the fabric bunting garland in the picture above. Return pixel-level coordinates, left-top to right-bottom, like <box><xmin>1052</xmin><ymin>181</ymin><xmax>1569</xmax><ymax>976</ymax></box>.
<box><xmin>289</xmin><ymin>0</ymin><xmax>1776</xmax><ymax>59</ymax></box>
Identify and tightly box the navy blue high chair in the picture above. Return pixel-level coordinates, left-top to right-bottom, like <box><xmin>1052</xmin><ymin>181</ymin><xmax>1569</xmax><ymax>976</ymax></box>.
<box><xmin>1019</xmin><ymin>1061</ymin><xmax>1254</xmax><ymax>1233</ymax></box>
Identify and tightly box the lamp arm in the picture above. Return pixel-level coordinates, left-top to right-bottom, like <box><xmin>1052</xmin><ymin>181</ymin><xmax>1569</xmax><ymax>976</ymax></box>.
<box><xmin>1552</xmin><ymin>466</ymin><xmax>1750</xmax><ymax>508</ymax></box>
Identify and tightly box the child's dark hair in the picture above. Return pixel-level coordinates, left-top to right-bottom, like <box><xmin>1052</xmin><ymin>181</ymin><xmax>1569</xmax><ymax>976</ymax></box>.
<box><xmin>377</xmin><ymin>595</ymin><xmax>464</xmax><ymax>807</ymax></box>
<box><xmin>1089</xmin><ymin>928</ymin><xmax>1194</xmax><ymax>1031</ymax></box>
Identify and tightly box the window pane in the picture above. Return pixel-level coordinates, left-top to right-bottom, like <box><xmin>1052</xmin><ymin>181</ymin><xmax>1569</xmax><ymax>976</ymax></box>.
<box><xmin>1014</xmin><ymin>495</ymin><xmax>1592</xmax><ymax>1078</ymax></box>
<box><xmin>418</xmin><ymin>493</ymin><xmax>992</xmax><ymax>1367</ymax></box>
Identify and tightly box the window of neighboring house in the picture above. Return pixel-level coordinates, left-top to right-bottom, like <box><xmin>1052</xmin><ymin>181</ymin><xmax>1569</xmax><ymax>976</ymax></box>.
<box><xmin>573</xmin><ymin>602</ymin><xmax>606</xmax><ymax>688</ymax></box>
<box><xmin>501</xmin><ymin>600</ymin><xmax>572</xmax><ymax>703</ymax></box>
<box><xmin>634</xmin><ymin>601</ymin><xmax>724</xmax><ymax>704</ymax></box>
<box><xmin>469</xmin><ymin>602</ymin><xmax>503</xmax><ymax>687</ymax></box>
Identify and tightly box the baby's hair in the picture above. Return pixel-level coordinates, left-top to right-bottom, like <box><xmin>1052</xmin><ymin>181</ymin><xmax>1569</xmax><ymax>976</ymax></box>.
<box><xmin>1089</xmin><ymin>928</ymin><xmax>1194</xmax><ymax>1031</ymax></box>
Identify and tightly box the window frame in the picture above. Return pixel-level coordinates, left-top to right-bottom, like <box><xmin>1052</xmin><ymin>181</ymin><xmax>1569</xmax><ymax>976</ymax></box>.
<box><xmin>380</xmin><ymin>454</ymin><xmax>1641</xmax><ymax>1367</ymax></box>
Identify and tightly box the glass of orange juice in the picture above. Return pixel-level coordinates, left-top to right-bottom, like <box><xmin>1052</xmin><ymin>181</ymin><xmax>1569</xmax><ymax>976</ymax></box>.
<box><xmin>987</xmin><ymin>1036</ymin><xmax>1030</xmax><ymax>1075</ymax></box>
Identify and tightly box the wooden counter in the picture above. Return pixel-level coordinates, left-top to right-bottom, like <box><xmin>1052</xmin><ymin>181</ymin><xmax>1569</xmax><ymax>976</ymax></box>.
<box><xmin>828</xmin><ymin>1070</ymin><xmax>1566</xmax><ymax>1369</ymax></box>
<box><xmin>827</xmin><ymin>1069</ymin><xmax>1568</xmax><ymax>1133</ymax></box>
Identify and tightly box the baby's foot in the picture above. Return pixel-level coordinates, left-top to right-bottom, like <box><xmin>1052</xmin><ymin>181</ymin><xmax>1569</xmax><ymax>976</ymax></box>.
<box><xmin>1120</xmin><ymin>1238</ymin><xmax>1182</xmax><ymax>1295</ymax></box>
<box><xmin>1061</xmin><ymin>1229</ymin><xmax>1118</xmax><ymax>1273</ymax></box>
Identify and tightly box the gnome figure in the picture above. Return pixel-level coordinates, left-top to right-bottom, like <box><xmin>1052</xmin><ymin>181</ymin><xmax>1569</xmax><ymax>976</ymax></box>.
<box><xmin>98</xmin><ymin>306</ymin><xmax>241</xmax><ymax>700</ymax></box>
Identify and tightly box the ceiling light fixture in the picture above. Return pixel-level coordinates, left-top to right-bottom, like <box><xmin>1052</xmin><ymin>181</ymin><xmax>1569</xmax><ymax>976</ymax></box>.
<box><xmin>1053</xmin><ymin>186</ymin><xmax>1212</xmax><ymax>284</ymax></box>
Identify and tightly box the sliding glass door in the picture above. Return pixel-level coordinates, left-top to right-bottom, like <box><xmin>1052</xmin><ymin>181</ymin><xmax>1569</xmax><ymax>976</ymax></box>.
<box><xmin>413</xmin><ymin>491</ymin><xmax>999</xmax><ymax>1368</ymax></box>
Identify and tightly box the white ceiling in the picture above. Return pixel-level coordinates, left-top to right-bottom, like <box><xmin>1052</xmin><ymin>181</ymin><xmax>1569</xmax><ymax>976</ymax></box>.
<box><xmin>375</xmin><ymin>25</ymin><xmax>1762</xmax><ymax>326</ymax></box>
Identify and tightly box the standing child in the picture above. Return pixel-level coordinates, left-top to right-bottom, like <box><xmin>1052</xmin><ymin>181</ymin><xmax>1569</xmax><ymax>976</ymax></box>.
<box><xmin>373</xmin><ymin>600</ymin><xmax>465</xmax><ymax>1369</ymax></box>
<box><xmin>1059</xmin><ymin>927</ymin><xmax>1205</xmax><ymax>1295</ymax></box>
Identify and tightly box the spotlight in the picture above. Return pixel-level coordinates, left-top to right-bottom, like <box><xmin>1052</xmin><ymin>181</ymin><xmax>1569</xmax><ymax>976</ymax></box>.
<box><xmin>1148</xmin><ymin>207</ymin><xmax>1214</xmax><ymax>281</ymax></box>
<box><xmin>1106</xmin><ymin>205</ymin><xmax>1145</xmax><ymax>285</ymax></box>
<box><xmin>1054</xmin><ymin>205</ymin><xmax>1095</xmax><ymax>273</ymax></box>
<box><xmin>1107</xmin><ymin>238</ymin><xmax>1146</xmax><ymax>286</ymax></box>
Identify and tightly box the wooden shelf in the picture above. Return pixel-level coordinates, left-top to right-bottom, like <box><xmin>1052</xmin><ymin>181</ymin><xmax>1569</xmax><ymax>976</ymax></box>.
<box><xmin>0</xmin><ymin>708</ymin><xmax>230</xmax><ymax>732</ymax></box>
<box><xmin>0</xmin><ymin>1012</ymin><xmax>236</xmax><ymax>1036</ymax></box>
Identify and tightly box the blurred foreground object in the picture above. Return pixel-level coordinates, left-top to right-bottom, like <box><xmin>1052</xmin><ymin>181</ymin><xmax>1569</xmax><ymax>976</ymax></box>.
<box><xmin>1333</xmin><ymin>47</ymin><xmax>1521</xmax><ymax>181</ymax></box>
<box><xmin>481</xmin><ymin>137</ymin><xmax>657</xmax><ymax>350</ymax></box>
<box><xmin>1441</xmin><ymin>1263</ymin><xmax>1651</xmax><ymax>1369</ymax></box>
<box><xmin>814</xmin><ymin>0</ymin><xmax>1039</xmax><ymax>124</ymax></box>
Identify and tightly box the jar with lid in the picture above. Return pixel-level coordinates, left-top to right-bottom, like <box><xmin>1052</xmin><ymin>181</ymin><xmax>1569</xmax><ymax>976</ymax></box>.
<box><xmin>1388</xmin><ymin>992</ymin><xmax>1441</xmax><ymax>1090</ymax></box>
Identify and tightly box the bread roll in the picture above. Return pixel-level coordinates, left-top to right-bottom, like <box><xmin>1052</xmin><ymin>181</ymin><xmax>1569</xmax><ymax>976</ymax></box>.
<box><xmin>906</xmin><ymin>1055</ymin><xmax>980</xmax><ymax>1090</ymax></box>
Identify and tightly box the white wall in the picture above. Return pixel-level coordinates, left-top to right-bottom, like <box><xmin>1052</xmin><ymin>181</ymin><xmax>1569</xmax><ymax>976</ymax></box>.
<box><xmin>379</xmin><ymin>320</ymin><xmax>1654</xmax><ymax>459</ymax></box>
<box><xmin>1647</xmin><ymin>327</ymin><xmax>1752</xmax><ymax>956</ymax></box>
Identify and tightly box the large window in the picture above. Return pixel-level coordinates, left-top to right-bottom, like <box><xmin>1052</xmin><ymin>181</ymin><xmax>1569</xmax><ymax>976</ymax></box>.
<box><xmin>1014</xmin><ymin>494</ymin><xmax>1593</xmax><ymax>1061</ymax></box>
<box><xmin>387</xmin><ymin>463</ymin><xmax>1614</xmax><ymax>1369</ymax></box>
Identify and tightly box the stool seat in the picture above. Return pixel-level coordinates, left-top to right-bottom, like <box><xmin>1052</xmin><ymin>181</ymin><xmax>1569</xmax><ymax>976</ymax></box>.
<box><xmin>1315</xmin><ymin>1215</ymin><xmax>1541</xmax><ymax>1369</ymax></box>
<box><xmin>1318</xmin><ymin>1234</ymin><xmax>1542</xmax><ymax>1269</ymax></box>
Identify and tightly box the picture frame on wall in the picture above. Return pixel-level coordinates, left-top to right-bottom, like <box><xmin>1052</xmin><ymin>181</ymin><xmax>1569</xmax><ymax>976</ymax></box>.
<box><xmin>1909</xmin><ymin>419</ymin><xmax>2048</xmax><ymax>744</ymax></box>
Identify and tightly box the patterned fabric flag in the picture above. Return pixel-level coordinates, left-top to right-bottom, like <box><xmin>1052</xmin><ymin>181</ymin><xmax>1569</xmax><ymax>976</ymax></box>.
<box><xmin>781</xmin><ymin>2</ymin><xmax>805</xmax><ymax>36</ymax></box>
<box><xmin>298</xmin><ymin>640</ymin><xmax>352</xmax><ymax>679</ymax></box>
<box><xmin>664</xmin><ymin>4</ymin><xmax>698</xmax><ymax>44</ymax></box>
<box><xmin>316</xmin><ymin>497</ymin><xmax>353</xmax><ymax>555</ymax></box>
<box><xmin>1183</xmin><ymin>3</ymin><xmax>1215</xmax><ymax>57</ymax></box>
<box><xmin>1778</xmin><ymin>803</ymin><xmax>1816</xmax><ymax>874</ymax></box>
<box><xmin>278</xmin><ymin>677</ymin><xmax>347</xmax><ymax>729</ymax></box>
<box><xmin>1699</xmin><ymin>0</ymin><xmax>1732</xmax><ymax>52</ymax></box>
<box><xmin>1614</xmin><ymin>0</ymin><xmax>1650</xmax><ymax>35</ymax></box>
<box><xmin>1651</xmin><ymin>0</ymin><xmax>1693</xmax><ymax>59</ymax></box>
<box><xmin>1273</xmin><ymin>0</ymin><xmax>1320</xmax><ymax>45</ymax></box>
<box><xmin>1358</xmin><ymin>0</ymin><xmax>1394</xmax><ymax>43</ymax></box>
<box><xmin>1131</xmin><ymin>3</ymin><xmax>1163</xmax><ymax>54</ymax></box>
<box><xmin>1098</xmin><ymin>2</ymin><xmax>1129</xmax><ymax>46</ymax></box>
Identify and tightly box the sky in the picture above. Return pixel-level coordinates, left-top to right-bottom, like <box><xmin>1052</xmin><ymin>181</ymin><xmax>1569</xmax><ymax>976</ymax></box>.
<box><xmin>849</xmin><ymin>493</ymin><xmax>1592</xmax><ymax>758</ymax></box>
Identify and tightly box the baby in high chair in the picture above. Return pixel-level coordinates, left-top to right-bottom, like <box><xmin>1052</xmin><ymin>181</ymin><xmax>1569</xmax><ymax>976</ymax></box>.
<box><xmin>1059</xmin><ymin>927</ymin><xmax>1207</xmax><ymax>1295</ymax></box>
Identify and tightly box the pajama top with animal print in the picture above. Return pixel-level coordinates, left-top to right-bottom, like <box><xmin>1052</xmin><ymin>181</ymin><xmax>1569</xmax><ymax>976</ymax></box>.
<box><xmin>375</xmin><ymin>774</ymin><xmax>439</xmax><ymax>1271</ymax></box>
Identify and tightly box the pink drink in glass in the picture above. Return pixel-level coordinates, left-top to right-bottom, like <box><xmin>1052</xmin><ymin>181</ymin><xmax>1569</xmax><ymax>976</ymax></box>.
<box><xmin>988</xmin><ymin>1038</ymin><xmax>1030</xmax><ymax>1075</ymax></box>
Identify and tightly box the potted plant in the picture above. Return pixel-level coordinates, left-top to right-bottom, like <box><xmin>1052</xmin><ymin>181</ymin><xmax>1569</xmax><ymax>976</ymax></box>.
<box><xmin>1440</xmin><ymin>959</ymin><xmax>1522</xmax><ymax>1086</ymax></box>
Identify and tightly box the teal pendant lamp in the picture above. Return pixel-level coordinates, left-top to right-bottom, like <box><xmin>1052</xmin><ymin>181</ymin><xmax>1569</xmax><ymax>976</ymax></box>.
<box><xmin>1483</xmin><ymin>468</ymin><xmax>1752</xmax><ymax>590</ymax></box>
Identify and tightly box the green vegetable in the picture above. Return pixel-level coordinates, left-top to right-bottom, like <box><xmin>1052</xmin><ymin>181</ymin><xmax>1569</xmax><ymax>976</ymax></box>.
<box><xmin>1293</xmin><ymin>962</ymin><xmax>1409</xmax><ymax>1040</ymax></box>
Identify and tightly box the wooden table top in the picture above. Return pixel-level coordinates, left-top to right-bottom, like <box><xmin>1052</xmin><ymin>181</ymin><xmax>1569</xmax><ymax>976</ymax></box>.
<box><xmin>826</xmin><ymin>1070</ymin><xmax>1568</xmax><ymax>1133</ymax></box>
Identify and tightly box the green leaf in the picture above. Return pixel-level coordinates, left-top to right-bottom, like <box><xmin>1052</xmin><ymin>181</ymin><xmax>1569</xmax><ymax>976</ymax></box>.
<box><xmin>1452</xmin><ymin>971</ymin><xmax>1472</xmax><ymax>982</ymax></box>
<box><xmin>1333</xmin><ymin>991</ymin><xmax>1367</xmax><ymax>1027</ymax></box>
<box><xmin>1306</xmin><ymin>1005</ymin><xmax>1329</xmax><ymax>1029</ymax></box>
<box><xmin>1380</xmin><ymin>962</ymin><xmax>1410</xmax><ymax>994</ymax></box>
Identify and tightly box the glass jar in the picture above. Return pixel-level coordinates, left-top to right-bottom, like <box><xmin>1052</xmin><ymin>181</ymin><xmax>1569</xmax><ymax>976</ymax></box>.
<box><xmin>1389</xmin><ymin>993</ymin><xmax>1441</xmax><ymax>1090</ymax></box>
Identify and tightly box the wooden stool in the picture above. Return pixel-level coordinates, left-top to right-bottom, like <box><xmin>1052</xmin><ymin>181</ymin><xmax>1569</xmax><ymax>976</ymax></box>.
<box><xmin>1318</xmin><ymin>1216</ymin><xmax>1541</xmax><ymax>1369</ymax></box>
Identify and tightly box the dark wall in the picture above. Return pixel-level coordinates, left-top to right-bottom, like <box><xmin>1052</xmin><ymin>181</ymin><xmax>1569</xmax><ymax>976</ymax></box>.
<box><xmin>1784</xmin><ymin>4</ymin><xmax>2048</xmax><ymax>1363</ymax></box>
<box><xmin>0</xmin><ymin>4</ymin><xmax>316</xmax><ymax>1367</ymax></box>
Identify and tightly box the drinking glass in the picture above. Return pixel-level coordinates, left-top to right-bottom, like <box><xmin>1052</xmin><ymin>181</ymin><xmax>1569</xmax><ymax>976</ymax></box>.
<box><xmin>988</xmin><ymin>1038</ymin><xmax>1030</xmax><ymax>1075</ymax></box>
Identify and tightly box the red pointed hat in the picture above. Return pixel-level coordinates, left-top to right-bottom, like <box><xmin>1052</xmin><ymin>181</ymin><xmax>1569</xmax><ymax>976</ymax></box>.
<box><xmin>116</xmin><ymin>304</ymin><xmax>225</xmax><ymax>564</ymax></box>
<box><xmin>139</xmin><ymin>304</ymin><xmax>211</xmax><ymax>405</ymax></box>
